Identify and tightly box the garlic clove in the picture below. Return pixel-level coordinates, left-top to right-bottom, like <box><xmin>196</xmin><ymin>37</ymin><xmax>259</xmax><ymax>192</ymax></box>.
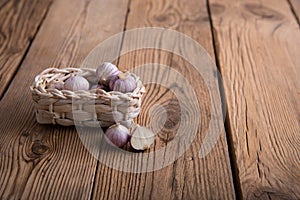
<box><xmin>96</xmin><ymin>62</ymin><xmax>119</xmax><ymax>86</ymax></box>
<box><xmin>64</xmin><ymin>75</ymin><xmax>90</xmax><ymax>91</ymax></box>
<box><xmin>109</xmin><ymin>75</ymin><xmax>118</xmax><ymax>90</ymax></box>
<box><xmin>130</xmin><ymin>125</ymin><xmax>155</xmax><ymax>150</ymax></box>
<box><xmin>105</xmin><ymin>124</ymin><xmax>130</xmax><ymax>147</ymax></box>
<box><xmin>109</xmin><ymin>72</ymin><xmax>137</xmax><ymax>93</ymax></box>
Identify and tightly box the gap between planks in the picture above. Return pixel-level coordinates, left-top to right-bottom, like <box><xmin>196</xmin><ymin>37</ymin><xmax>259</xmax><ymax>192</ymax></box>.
<box><xmin>206</xmin><ymin>0</ymin><xmax>243</xmax><ymax>199</ymax></box>
<box><xmin>208</xmin><ymin>0</ymin><xmax>300</xmax><ymax>199</ymax></box>
<box><xmin>286</xmin><ymin>0</ymin><xmax>300</xmax><ymax>26</ymax></box>
<box><xmin>0</xmin><ymin>0</ymin><xmax>54</xmax><ymax>100</ymax></box>
<box><xmin>89</xmin><ymin>0</ymin><xmax>132</xmax><ymax>199</ymax></box>
<box><xmin>90</xmin><ymin>1</ymin><xmax>235</xmax><ymax>199</ymax></box>
<box><xmin>0</xmin><ymin>0</ymin><xmax>131</xmax><ymax>198</ymax></box>
<box><xmin>116</xmin><ymin>0</ymin><xmax>131</xmax><ymax>67</ymax></box>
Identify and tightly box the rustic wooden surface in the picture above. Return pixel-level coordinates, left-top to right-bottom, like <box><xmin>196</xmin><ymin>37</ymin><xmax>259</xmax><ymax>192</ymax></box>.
<box><xmin>289</xmin><ymin>0</ymin><xmax>300</xmax><ymax>24</ymax></box>
<box><xmin>0</xmin><ymin>0</ymin><xmax>299</xmax><ymax>199</ymax></box>
<box><xmin>0</xmin><ymin>0</ymin><xmax>52</xmax><ymax>99</ymax></box>
<box><xmin>0</xmin><ymin>0</ymin><xmax>129</xmax><ymax>199</ymax></box>
<box><xmin>209</xmin><ymin>0</ymin><xmax>300</xmax><ymax>199</ymax></box>
<box><xmin>91</xmin><ymin>0</ymin><xmax>235</xmax><ymax>199</ymax></box>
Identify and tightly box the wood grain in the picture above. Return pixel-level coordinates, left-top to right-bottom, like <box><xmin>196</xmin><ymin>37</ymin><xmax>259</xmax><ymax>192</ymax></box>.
<box><xmin>0</xmin><ymin>0</ymin><xmax>52</xmax><ymax>99</ymax></box>
<box><xmin>209</xmin><ymin>0</ymin><xmax>300</xmax><ymax>199</ymax></box>
<box><xmin>91</xmin><ymin>0</ymin><xmax>235</xmax><ymax>199</ymax></box>
<box><xmin>289</xmin><ymin>0</ymin><xmax>300</xmax><ymax>24</ymax></box>
<box><xmin>0</xmin><ymin>0</ymin><xmax>129</xmax><ymax>198</ymax></box>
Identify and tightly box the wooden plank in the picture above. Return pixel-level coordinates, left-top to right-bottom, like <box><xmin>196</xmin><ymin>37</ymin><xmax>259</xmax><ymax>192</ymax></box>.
<box><xmin>0</xmin><ymin>0</ymin><xmax>129</xmax><ymax>199</ymax></box>
<box><xmin>91</xmin><ymin>0</ymin><xmax>235</xmax><ymax>199</ymax></box>
<box><xmin>289</xmin><ymin>0</ymin><xmax>300</xmax><ymax>24</ymax></box>
<box><xmin>209</xmin><ymin>0</ymin><xmax>300</xmax><ymax>199</ymax></box>
<box><xmin>0</xmin><ymin>0</ymin><xmax>52</xmax><ymax>99</ymax></box>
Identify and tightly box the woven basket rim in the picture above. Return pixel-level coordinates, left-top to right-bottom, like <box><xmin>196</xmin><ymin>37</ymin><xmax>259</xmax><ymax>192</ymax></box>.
<box><xmin>30</xmin><ymin>67</ymin><xmax>146</xmax><ymax>100</ymax></box>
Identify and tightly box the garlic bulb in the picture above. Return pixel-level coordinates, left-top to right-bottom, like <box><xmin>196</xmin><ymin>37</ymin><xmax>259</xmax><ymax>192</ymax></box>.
<box><xmin>64</xmin><ymin>76</ymin><xmax>90</xmax><ymax>91</ymax></box>
<box><xmin>109</xmin><ymin>72</ymin><xmax>137</xmax><ymax>93</ymax></box>
<box><xmin>96</xmin><ymin>62</ymin><xmax>119</xmax><ymax>86</ymax></box>
<box><xmin>105</xmin><ymin>124</ymin><xmax>130</xmax><ymax>147</ymax></box>
<box><xmin>130</xmin><ymin>126</ymin><xmax>155</xmax><ymax>150</ymax></box>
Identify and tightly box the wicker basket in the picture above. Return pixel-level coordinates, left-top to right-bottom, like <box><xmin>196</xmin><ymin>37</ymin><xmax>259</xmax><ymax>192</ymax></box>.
<box><xmin>30</xmin><ymin>67</ymin><xmax>145</xmax><ymax>128</ymax></box>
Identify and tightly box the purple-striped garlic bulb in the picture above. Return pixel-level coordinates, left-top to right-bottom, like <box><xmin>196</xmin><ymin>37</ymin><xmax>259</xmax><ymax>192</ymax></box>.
<box><xmin>96</xmin><ymin>62</ymin><xmax>119</xmax><ymax>86</ymax></box>
<box><xmin>109</xmin><ymin>72</ymin><xmax>137</xmax><ymax>93</ymax></box>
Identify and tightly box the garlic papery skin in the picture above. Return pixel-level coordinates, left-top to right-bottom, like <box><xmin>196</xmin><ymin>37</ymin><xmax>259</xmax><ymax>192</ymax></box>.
<box><xmin>105</xmin><ymin>124</ymin><xmax>130</xmax><ymax>147</ymax></box>
<box><xmin>109</xmin><ymin>72</ymin><xmax>137</xmax><ymax>93</ymax></box>
<box><xmin>130</xmin><ymin>125</ymin><xmax>155</xmax><ymax>150</ymax></box>
<box><xmin>96</xmin><ymin>62</ymin><xmax>119</xmax><ymax>86</ymax></box>
<box><xmin>64</xmin><ymin>76</ymin><xmax>90</xmax><ymax>91</ymax></box>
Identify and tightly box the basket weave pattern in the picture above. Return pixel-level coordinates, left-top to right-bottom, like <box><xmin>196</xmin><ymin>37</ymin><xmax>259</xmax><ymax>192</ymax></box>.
<box><xmin>30</xmin><ymin>68</ymin><xmax>145</xmax><ymax>128</ymax></box>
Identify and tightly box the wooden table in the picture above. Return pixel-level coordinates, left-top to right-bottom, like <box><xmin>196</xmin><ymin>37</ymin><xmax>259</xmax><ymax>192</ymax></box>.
<box><xmin>0</xmin><ymin>0</ymin><xmax>299</xmax><ymax>199</ymax></box>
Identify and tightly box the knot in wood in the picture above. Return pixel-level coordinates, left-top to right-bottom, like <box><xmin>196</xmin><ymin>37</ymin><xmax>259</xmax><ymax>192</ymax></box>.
<box><xmin>210</xmin><ymin>3</ymin><xmax>226</xmax><ymax>15</ymax></box>
<box><xmin>244</xmin><ymin>3</ymin><xmax>283</xmax><ymax>20</ymax></box>
<box><xmin>31</xmin><ymin>142</ymin><xmax>49</xmax><ymax>155</ymax></box>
